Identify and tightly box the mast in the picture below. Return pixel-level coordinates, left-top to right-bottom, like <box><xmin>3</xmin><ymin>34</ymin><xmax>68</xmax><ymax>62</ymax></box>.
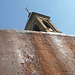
<box><xmin>24</xmin><ymin>8</ymin><xmax>31</xmax><ymax>17</ymax></box>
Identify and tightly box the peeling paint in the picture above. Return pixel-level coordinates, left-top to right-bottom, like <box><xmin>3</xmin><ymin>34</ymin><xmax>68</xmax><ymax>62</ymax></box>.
<box><xmin>0</xmin><ymin>29</ymin><xmax>75</xmax><ymax>75</ymax></box>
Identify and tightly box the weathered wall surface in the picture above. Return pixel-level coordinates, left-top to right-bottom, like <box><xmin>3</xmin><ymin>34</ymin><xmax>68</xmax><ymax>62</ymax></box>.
<box><xmin>0</xmin><ymin>29</ymin><xmax>75</xmax><ymax>75</ymax></box>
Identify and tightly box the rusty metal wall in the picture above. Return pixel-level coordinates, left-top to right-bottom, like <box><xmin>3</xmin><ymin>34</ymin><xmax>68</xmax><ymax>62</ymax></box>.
<box><xmin>0</xmin><ymin>29</ymin><xmax>75</xmax><ymax>75</ymax></box>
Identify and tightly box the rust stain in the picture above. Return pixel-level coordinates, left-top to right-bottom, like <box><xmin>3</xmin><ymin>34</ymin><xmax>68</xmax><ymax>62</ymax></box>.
<box><xmin>0</xmin><ymin>29</ymin><xmax>75</xmax><ymax>75</ymax></box>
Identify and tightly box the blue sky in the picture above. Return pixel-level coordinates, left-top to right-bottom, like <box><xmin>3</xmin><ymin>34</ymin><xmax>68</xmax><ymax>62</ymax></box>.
<box><xmin>0</xmin><ymin>0</ymin><xmax>75</xmax><ymax>35</ymax></box>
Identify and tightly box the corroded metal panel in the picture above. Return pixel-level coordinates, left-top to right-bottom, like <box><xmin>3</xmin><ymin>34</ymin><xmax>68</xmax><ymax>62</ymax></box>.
<box><xmin>0</xmin><ymin>29</ymin><xmax>75</xmax><ymax>75</ymax></box>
